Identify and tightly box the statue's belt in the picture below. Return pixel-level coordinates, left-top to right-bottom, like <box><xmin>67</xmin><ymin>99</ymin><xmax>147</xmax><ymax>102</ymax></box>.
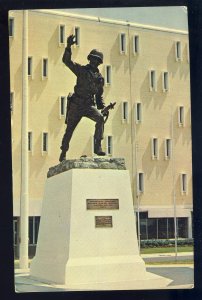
<box><xmin>70</xmin><ymin>93</ymin><xmax>95</xmax><ymax>105</ymax></box>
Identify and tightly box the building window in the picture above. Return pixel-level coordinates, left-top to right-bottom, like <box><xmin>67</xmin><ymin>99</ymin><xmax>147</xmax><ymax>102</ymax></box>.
<box><xmin>178</xmin><ymin>106</ymin><xmax>185</xmax><ymax>127</ymax></box>
<box><xmin>167</xmin><ymin>218</ymin><xmax>175</xmax><ymax>239</ymax></box>
<box><xmin>29</xmin><ymin>217</ymin><xmax>40</xmax><ymax>245</ymax></box>
<box><xmin>175</xmin><ymin>41</ymin><xmax>182</xmax><ymax>61</ymax></box>
<box><xmin>106</xmin><ymin>136</ymin><xmax>113</xmax><ymax>155</ymax></box>
<box><xmin>138</xmin><ymin>172</ymin><xmax>144</xmax><ymax>193</ymax></box>
<box><xmin>181</xmin><ymin>173</ymin><xmax>188</xmax><ymax>194</ymax></box>
<box><xmin>177</xmin><ymin>218</ymin><xmax>188</xmax><ymax>238</ymax></box>
<box><xmin>139</xmin><ymin>212</ymin><xmax>148</xmax><ymax>239</ymax></box>
<box><xmin>135</xmin><ymin>102</ymin><xmax>142</xmax><ymax>123</ymax></box>
<box><xmin>137</xmin><ymin>213</ymin><xmax>189</xmax><ymax>240</ymax></box>
<box><xmin>120</xmin><ymin>33</ymin><xmax>126</xmax><ymax>54</ymax></box>
<box><xmin>28</xmin><ymin>57</ymin><xmax>33</xmax><ymax>77</ymax></box>
<box><xmin>122</xmin><ymin>101</ymin><xmax>129</xmax><ymax>123</ymax></box>
<box><xmin>59</xmin><ymin>24</ymin><xmax>65</xmax><ymax>45</ymax></box>
<box><xmin>157</xmin><ymin>218</ymin><xmax>168</xmax><ymax>239</ymax></box>
<box><xmin>149</xmin><ymin>70</ymin><xmax>156</xmax><ymax>91</ymax></box>
<box><xmin>42</xmin><ymin>132</ymin><xmax>48</xmax><ymax>153</ymax></box>
<box><xmin>162</xmin><ymin>71</ymin><xmax>169</xmax><ymax>92</ymax></box>
<box><xmin>133</xmin><ymin>35</ymin><xmax>139</xmax><ymax>55</ymax></box>
<box><xmin>59</xmin><ymin>96</ymin><xmax>66</xmax><ymax>118</ymax></box>
<box><xmin>28</xmin><ymin>131</ymin><xmax>33</xmax><ymax>152</ymax></box>
<box><xmin>105</xmin><ymin>65</ymin><xmax>112</xmax><ymax>85</ymax></box>
<box><xmin>74</xmin><ymin>26</ymin><xmax>80</xmax><ymax>46</ymax></box>
<box><xmin>10</xmin><ymin>92</ymin><xmax>14</xmax><ymax>113</ymax></box>
<box><xmin>9</xmin><ymin>17</ymin><xmax>14</xmax><ymax>37</ymax></box>
<box><xmin>42</xmin><ymin>58</ymin><xmax>48</xmax><ymax>79</ymax></box>
<box><xmin>13</xmin><ymin>217</ymin><xmax>19</xmax><ymax>246</ymax></box>
<box><xmin>151</xmin><ymin>137</ymin><xmax>158</xmax><ymax>160</ymax></box>
<box><xmin>148</xmin><ymin>218</ymin><xmax>158</xmax><ymax>239</ymax></box>
<box><xmin>165</xmin><ymin>138</ymin><xmax>172</xmax><ymax>160</ymax></box>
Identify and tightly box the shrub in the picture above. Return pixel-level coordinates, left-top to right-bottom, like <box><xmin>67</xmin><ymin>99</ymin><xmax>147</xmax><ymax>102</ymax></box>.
<box><xmin>140</xmin><ymin>238</ymin><xmax>193</xmax><ymax>248</ymax></box>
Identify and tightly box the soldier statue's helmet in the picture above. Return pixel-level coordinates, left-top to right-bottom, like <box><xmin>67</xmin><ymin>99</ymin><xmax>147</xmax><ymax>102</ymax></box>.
<box><xmin>87</xmin><ymin>49</ymin><xmax>103</xmax><ymax>64</ymax></box>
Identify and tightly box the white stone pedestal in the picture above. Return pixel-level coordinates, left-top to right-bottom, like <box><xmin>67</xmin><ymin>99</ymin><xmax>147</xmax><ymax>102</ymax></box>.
<box><xmin>30</xmin><ymin>167</ymin><xmax>171</xmax><ymax>290</ymax></box>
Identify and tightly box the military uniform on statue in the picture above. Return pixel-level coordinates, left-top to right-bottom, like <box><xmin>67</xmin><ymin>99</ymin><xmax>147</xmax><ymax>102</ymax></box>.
<box><xmin>59</xmin><ymin>35</ymin><xmax>106</xmax><ymax>162</ymax></box>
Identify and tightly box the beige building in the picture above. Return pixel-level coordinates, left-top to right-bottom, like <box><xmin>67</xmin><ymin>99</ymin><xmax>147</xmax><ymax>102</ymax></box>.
<box><xmin>9</xmin><ymin>9</ymin><xmax>192</xmax><ymax>257</ymax></box>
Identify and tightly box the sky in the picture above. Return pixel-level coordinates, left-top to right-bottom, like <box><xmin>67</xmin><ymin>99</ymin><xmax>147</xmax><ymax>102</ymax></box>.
<box><xmin>61</xmin><ymin>7</ymin><xmax>188</xmax><ymax>31</ymax></box>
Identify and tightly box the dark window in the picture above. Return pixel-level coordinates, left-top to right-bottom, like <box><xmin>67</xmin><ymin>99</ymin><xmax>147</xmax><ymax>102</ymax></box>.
<box><xmin>176</xmin><ymin>41</ymin><xmax>181</xmax><ymax>60</ymax></box>
<box><xmin>60</xmin><ymin>25</ymin><xmax>65</xmax><ymax>44</ymax></box>
<box><xmin>106</xmin><ymin>66</ymin><xmax>111</xmax><ymax>84</ymax></box>
<box><xmin>150</xmin><ymin>70</ymin><xmax>155</xmax><ymax>89</ymax></box>
<box><xmin>28</xmin><ymin>57</ymin><xmax>32</xmax><ymax>76</ymax></box>
<box><xmin>177</xmin><ymin>217</ymin><xmax>188</xmax><ymax>238</ymax></box>
<box><xmin>163</xmin><ymin>72</ymin><xmax>169</xmax><ymax>90</ymax></box>
<box><xmin>75</xmin><ymin>27</ymin><xmax>80</xmax><ymax>46</ymax></box>
<box><xmin>123</xmin><ymin>102</ymin><xmax>128</xmax><ymax>120</ymax></box>
<box><xmin>181</xmin><ymin>174</ymin><xmax>187</xmax><ymax>193</ymax></box>
<box><xmin>152</xmin><ymin>138</ymin><xmax>158</xmax><ymax>158</ymax></box>
<box><xmin>138</xmin><ymin>173</ymin><xmax>144</xmax><ymax>193</ymax></box>
<box><xmin>29</xmin><ymin>217</ymin><xmax>40</xmax><ymax>245</ymax></box>
<box><xmin>137</xmin><ymin>215</ymin><xmax>189</xmax><ymax>240</ymax></box>
<box><xmin>13</xmin><ymin>217</ymin><xmax>19</xmax><ymax>245</ymax></box>
<box><xmin>179</xmin><ymin>106</ymin><xmax>184</xmax><ymax>125</ymax></box>
<box><xmin>158</xmin><ymin>218</ymin><xmax>168</xmax><ymax>239</ymax></box>
<box><xmin>165</xmin><ymin>139</ymin><xmax>171</xmax><ymax>158</ymax></box>
<box><xmin>134</xmin><ymin>35</ymin><xmax>139</xmax><ymax>53</ymax></box>
<box><xmin>136</xmin><ymin>103</ymin><xmax>141</xmax><ymax>122</ymax></box>
<box><xmin>43</xmin><ymin>132</ymin><xmax>48</xmax><ymax>152</ymax></box>
<box><xmin>107</xmin><ymin>136</ymin><xmax>112</xmax><ymax>155</ymax></box>
<box><xmin>147</xmin><ymin>218</ymin><xmax>157</xmax><ymax>239</ymax></box>
<box><xmin>60</xmin><ymin>97</ymin><xmax>65</xmax><ymax>116</ymax></box>
<box><xmin>28</xmin><ymin>132</ymin><xmax>32</xmax><ymax>151</ymax></box>
<box><xmin>43</xmin><ymin>59</ymin><xmax>48</xmax><ymax>77</ymax></box>
<box><xmin>140</xmin><ymin>218</ymin><xmax>147</xmax><ymax>240</ymax></box>
<box><xmin>9</xmin><ymin>18</ymin><xmax>14</xmax><ymax>37</ymax></box>
<box><xmin>140</xmin><ymin>212</ymin><xmax>148</xmax><ymax>219</ymax></box>
<box><xmin>168</xmin><ymin>218</ymin><xmax>175</xmax><ymax>238</ymax></box>
<box><xmin>120</xmin><ymin>33</ymin><xmax>126</xmax><ymax>52</ymax></box>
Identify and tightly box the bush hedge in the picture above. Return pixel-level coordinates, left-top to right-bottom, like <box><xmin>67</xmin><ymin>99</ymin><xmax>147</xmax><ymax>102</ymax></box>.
<box><xmin>140</xmin><ymin>238</ymin><xmax>193</xmax><ymax>248</ymax></box>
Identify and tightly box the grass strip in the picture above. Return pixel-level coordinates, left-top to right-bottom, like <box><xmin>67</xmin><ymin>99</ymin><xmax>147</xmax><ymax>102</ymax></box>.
<box><xmin>140</xmin><ymin>246</ymin><xmax>193</xmax><ymax>254</ymax></box>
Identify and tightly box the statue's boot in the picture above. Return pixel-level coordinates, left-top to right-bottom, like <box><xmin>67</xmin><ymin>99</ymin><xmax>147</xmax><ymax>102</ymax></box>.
<box><xmin>94</xmin><ymin>139</ymin><xmax>106</xmax><ymax>156</ymax></box>
<box><xmin>59</xmin><ymin>150</ymin><xmax>66</xmax><ymax>162</ymax></box>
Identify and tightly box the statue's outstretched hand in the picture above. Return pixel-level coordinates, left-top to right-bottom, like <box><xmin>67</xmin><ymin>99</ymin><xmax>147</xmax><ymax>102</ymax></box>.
<box><xmin>67</xmin><ymin>34</ymin><xmax>76</xmax><ymax>47</ymax></box>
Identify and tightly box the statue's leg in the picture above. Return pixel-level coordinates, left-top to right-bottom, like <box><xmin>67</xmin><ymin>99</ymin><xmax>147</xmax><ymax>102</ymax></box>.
<box><xmin>59</xmin><ymin>106</ymin><xmax>82</xmax><ymax>162</ymax></box>
<box><xmin>83</xmin><ymin>106</ymin><xmax>105</xmax><ymax>156</ymax></box>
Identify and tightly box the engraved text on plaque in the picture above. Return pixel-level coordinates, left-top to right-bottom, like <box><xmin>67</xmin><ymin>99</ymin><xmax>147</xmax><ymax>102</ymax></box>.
<box><xmin>95</xmin><ymin>216</ymin><xmax>113</xmax><ymax>228</ymax></box>
<box><xmin>87</xmin><ymin>199</ymin><xmax>119</xmax><ymax>210</ymax></box>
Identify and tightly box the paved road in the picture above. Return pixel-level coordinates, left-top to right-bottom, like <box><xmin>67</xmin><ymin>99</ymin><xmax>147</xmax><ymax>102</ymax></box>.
<box><xmin>146</xmin><ymin>265</ymin><xmax>193</xmax><ymax>288</ymax></box>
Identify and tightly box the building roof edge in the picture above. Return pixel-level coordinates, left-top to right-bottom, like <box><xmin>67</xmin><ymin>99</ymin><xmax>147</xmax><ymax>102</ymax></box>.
<box><xmin>13</xmin><ymin>9</ymin><xmax>188</xmax><ymax>35</ymax></box>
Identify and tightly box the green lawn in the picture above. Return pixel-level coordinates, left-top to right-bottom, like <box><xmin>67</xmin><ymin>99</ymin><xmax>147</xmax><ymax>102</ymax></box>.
<box><xmin>140</xmin><ymin>246</ymin><xmax>193</xmax><ymax>254</ymax></box>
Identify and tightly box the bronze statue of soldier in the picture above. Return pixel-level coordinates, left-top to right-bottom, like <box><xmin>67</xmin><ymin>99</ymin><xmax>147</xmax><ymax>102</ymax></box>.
<box><xmin>59</xmin><ymin>34</ymin><xmax>106</xmax><ymax>162</ymax></box>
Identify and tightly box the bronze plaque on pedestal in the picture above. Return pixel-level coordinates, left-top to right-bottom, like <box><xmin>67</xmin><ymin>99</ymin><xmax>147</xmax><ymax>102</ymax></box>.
<box><xmin>95</xmin><ymin>216</ymin><xmax>113</xmax><ymax>228</ymax></box>
<box><xmin>86</xmin><ymin>199</ymin><xmax>119</xmax><ymax>210</ymax></box>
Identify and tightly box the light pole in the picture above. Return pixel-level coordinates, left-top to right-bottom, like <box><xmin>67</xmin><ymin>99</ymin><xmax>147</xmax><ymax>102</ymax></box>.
<box><xmin>171</xmin><ymin>106</ymin><xmax>178</xmax><ymax>260</ymax></box>
<box><xmin>127</xmin><ymin>24</ymin><xmax>141</xmax><ymax>251</ymax></box>
<box><xmin>19</xmin><ymin>10</ymin><xmax>29</xmax><ymax>269</ymax></box>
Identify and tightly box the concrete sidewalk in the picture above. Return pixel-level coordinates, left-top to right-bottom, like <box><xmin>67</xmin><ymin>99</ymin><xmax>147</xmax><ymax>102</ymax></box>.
<box><xmin>141</xmin><ymin>251</ymin><xmax>193</xmax><ymax>263</ymax></box>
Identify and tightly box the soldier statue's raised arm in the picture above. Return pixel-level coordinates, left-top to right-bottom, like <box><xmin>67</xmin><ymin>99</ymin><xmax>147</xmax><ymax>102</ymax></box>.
<box><xmin>59</xmin><ymin>34</ymin><xmax>106</xmax><ymax>162</ymax></box>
